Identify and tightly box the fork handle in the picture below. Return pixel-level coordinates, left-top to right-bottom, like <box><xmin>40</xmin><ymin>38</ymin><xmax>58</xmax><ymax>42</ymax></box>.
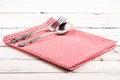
<box><xmin>10</xmin><ymin>28</ymin><xmax>46</xmax><ymax>44</ymax></box>
<box><xmin>20</xmin><ymin>28</ymin><xmax>46</xmax><ymax>40</ymax></box>
<box><xmin>18</xmin><ymin>32</ymin><xmax>55</xmax><ymax>47</ymax></box>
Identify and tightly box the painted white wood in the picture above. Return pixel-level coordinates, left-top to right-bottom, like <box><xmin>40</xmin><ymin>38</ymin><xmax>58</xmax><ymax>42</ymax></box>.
<box><xmin>0</xmin><ymin>14</ymin><xmax>120</xmax><ymax>28</ymax></box>
<box><xmin>0</xmin><ymin>60</ymin><xmax>120</xmax><ymax>73</ymax></box>
<box><xmin>0</xmin><ymin>73</ymin><xmax>119</xmax><ymax>80</ymax></box>
<box><xmin>0</xmin><ymin>0</ymin><xmax>120</xmax><ymax>13</ymax></box>
<box><xmin>0</xmin><ymin>0</ymin><xmax>120</xmax><ymax>79</ymax></box>
<box><xmin>1</xmin><ymin>28</ymin><xmax>120</xmax><ymax>37</ymax></box>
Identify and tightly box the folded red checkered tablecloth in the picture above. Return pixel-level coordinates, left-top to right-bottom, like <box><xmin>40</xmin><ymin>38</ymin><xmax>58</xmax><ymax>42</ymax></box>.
<box><xmin>3</xmin><ymin>17</ymin><xmax>116</xmax><ymax>70</ymax></box>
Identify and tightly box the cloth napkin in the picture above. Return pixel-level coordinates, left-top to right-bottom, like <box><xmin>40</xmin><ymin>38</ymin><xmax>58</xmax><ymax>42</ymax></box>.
<box><xmin>3</xmin><ymin>17</ymin><xmax>116</xmax><ymax>70</ymax></box>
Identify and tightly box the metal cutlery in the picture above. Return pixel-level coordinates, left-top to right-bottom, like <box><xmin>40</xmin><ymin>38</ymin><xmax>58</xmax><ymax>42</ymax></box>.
<box><xmin>18</xmin><ymin>22</ymin><xmax>72</xmax><ymax>47</ymax></box>
<box><xmin>10</xmin><ymin>16</ymin><xmax>66</xmax><ymax>44</ymax></box>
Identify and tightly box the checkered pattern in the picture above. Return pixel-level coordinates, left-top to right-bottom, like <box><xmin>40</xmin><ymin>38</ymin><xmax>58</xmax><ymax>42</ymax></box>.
<box><xmin>3</xmin><ymin>17</ymin><xmax>116</xmax><ymax>70</ymax></box>
<box><xmin>3</xmin><ymin>17</ymin><xmax>55</xmax><ymax>43</ymax></box>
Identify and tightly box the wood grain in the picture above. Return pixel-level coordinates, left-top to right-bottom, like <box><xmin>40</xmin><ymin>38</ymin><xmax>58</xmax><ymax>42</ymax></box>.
<box><xmin>0</xmin><ymin>60</ymin><xmax>120</xmax><ymax>73</ymax></box>
<box><xmin>0</xmin><ymin>0</ymin><xmax>120</xmax><ymax>79</ymax></box>
<box><xmin>0</xmin><ymin>14</ymin><xmax>120</xmax><ymax>28</ymax></box>
<box><xmin>0</xmin><ymin>0</ymin><xmax>120</xmax><ymax>13</ymax></box>
<box><xmin>0</xmin><ymin>73</ymin><xmax>119</xmax><ymax>80</ymax></box>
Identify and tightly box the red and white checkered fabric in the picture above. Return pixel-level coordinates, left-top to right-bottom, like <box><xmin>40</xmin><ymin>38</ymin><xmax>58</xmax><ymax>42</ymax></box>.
<box><xmin>3</xmin><ymin>17</ymin><xmax>116</xmax><ymax>70</ymax></box>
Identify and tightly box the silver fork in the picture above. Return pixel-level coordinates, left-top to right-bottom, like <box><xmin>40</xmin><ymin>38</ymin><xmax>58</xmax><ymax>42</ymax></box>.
<box><xmin>10</xmin><ymin>16</ymin><xmax>66</xmax><ymax>44</ymax></box>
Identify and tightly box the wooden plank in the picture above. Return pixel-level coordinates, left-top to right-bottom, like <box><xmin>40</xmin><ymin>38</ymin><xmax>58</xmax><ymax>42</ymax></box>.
<box><xmin>1</xmin><ymin>28</ymin><xmax>120</xmax><ymax>36</ymax></box>
<box><xmin>0</xmin><ymin>0</ymin><xmax>120</xmax><ymax>79</ymax></box>
<box><xmin>0</xmin><ymin>60</ymin><xmax>120</xmax><ymax>73</ymax></box>
<box><xmin>0</xmin><ymin>73</ymin><xmax>119</xmax><ymax>80</ymax></box>
<box><xmin>0</xmin><ymin>14</ymin><xmax>120</xmax><ymax>28</ymax></box>
<box><xmin>1</xmin><ymin>28</ymin><xmax>120</xmax><ymax>37</ymax></box>
<box><xmin>0</xmin><ymin>0</ymin><xmax>120</xmax><ymax>13</ymax></box>
<box><xmin>0</xmin><ymin>73</ymin><xmax>120</xmax><ymax>80</ymax></box>
<box><xmin>0</xmin><ymin>47</ymin><xmax>37</xmax><ymax>59</ymax></box>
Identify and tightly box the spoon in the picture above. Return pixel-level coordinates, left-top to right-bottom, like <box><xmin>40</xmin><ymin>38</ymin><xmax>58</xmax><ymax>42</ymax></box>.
<box><xmin>18</xmin><ymin>22</ymin><xmax>72</xmax><ymax>47</ymax></box>
<box><xmin>10</xmin><ymin>16</ymin><xmax>66</xmax><ymax>44</ymax></box>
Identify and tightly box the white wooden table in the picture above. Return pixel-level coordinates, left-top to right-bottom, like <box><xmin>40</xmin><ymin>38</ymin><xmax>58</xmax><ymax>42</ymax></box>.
<box><xmin>0</xmin><ymin>0</ymin><xmax>120</xmax><ymax>80</ymax></box>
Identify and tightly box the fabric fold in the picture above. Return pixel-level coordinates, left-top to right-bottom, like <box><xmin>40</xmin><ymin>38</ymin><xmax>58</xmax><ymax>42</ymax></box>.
<box><xmin>3</xmin><ymin>17</ymin><xmax>116</xmax><ymax>70</ymax></box>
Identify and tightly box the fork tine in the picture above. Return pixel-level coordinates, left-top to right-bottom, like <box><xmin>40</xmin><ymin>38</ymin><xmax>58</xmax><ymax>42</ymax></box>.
<box><xmin>10</xmin><ymin>17</ymin><xmax>66</xmax><ymax>44</ymax></box>
<box><xmin>59</xmin><ymin>17</ymin><xmax>66</xmax><ymax>24</ymax></box>
<box><xmin>51</xmin><ymin>17</ymin><xmax>66</xmax><ymax>29</ymax></box>
<box><xmin>51</xmin><ymin>17</ymin><xmax>64</xmax><ymax>26</ymax></box>
<box><xmin>56</xmin><ymin>16</ymin><xmax>65</xmax><ymax>22</ymax></box>
<box><xmin>57</xmin><ymin>16</ymin><xmax>66</xmax><ymax>23</ymax></box>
